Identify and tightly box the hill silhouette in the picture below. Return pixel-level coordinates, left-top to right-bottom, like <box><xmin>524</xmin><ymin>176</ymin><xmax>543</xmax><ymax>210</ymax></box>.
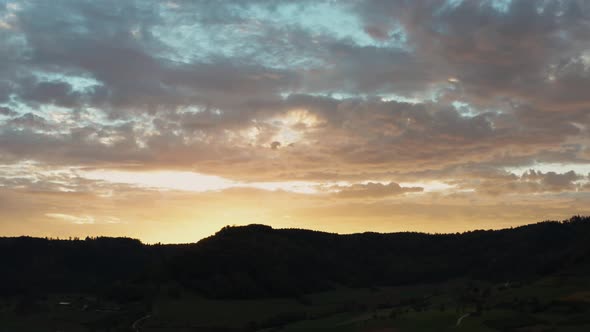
<box><xmin>2</xmin><ymin>216</ymin><xmax>590</xmax><ymax>300</ymax></box>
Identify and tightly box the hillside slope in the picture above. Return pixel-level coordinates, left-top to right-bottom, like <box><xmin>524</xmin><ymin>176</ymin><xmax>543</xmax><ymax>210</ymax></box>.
<box><xmin>1</xmin><ymin>216</ymin><xmax>590</xmax><ymax>299</ymax></box>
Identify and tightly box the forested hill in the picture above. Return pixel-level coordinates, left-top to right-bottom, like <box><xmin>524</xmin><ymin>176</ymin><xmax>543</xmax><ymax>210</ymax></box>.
<box><xmin>2</xmin><ymin>216</ymin><xmax>590</xmax><ymax>300</ymax></box>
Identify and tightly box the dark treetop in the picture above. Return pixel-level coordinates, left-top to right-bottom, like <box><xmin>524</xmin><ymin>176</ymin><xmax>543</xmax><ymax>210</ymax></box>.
<box><xmin>2</xmin><ymin>216</ymin><xmax>590</xmax><ymax>300</ymax></box>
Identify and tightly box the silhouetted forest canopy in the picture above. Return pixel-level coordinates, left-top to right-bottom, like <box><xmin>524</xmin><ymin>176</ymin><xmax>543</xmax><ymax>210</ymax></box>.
<box><xmin>2</xmin><ymin>216</ymin><xmax>590</xmax><ymax>300</ymax></box>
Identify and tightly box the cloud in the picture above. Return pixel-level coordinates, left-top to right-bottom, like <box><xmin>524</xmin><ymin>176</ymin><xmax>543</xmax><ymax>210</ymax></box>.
<box><xmin>46</xmin><ymin>213</ymin><xmax>95</xmax><ymax>224</ymax></box>
<box><xmin>453</xmin><ymin>169</ymin><xmax>586</xmax><ymax>196</ymax></box>
<box><xmin>270</xmin><ymin>141</ymin><xmax>281</xmax><ymax>150</ymax></box>
<box><xmin>0</xmin><ymin>106</ymin><xmax>15</xmax><ymax>116</ymax></box>
<box><xmin>1</xmin><ymin>1</ymin><xmax>587</xmax><ymax>181</ymax></box>
<box><xmin>0</xmin><ymin>0</ymin><xmax>589</xmax><ymax>240</ymax></box>
<box><xmin>332</xmin><ymin>182</ymin><xmax>423</xmax><ymax>199</ymax></box>
<box><xmin>7</xmin><ymin>113</ymin><xmax>49</xmax><ymax>130</ymax></box>
<box><xmin>521</xmin><ymin>169</ymin><xmax>583</xmax><ymax>191</ymax></box>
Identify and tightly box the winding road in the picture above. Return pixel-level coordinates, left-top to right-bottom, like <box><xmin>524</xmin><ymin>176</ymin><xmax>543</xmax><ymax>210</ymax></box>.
<box><xmin>456</xmin><ymin>313</ymin><xmax>470</xmax><ymax>327</ymax></box>
<box><xmin>132</xmin><ymin>314</ymin><xmax>152</xmax><ymax>332</ymax></box>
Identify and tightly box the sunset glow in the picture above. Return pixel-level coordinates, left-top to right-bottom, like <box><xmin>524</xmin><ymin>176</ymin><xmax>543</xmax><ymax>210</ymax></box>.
<box><xmin>1</xmin><ymin>0</ymin><xmax>590</xmax><ymax>243</ymax></box>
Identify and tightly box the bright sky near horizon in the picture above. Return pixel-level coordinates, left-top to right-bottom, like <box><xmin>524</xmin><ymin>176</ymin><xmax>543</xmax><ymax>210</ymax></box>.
<box><xmin>1</xmin><ymin>0</ymin><xmax>590</xmax><ymax>243</ymax></box>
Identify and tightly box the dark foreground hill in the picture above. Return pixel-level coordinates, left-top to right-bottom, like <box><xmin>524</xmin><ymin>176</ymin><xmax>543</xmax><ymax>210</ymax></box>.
<box><xmin>2</xmin><ymin>216</ymin><xmax>590</xmax><ymax>300</ymax></box>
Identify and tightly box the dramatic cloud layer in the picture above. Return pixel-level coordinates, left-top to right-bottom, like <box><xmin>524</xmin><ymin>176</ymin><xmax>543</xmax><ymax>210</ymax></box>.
<box><xmin>1</xmin><ymin>0</ymin><xmax>589</xmax><ymax>242</ymax></box>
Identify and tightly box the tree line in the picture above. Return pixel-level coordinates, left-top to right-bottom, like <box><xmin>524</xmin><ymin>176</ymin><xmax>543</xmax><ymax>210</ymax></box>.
<box><xmin>1</xmin><ymin>216</ymin><xmax>589</xmax><ymax>300</ymax></box>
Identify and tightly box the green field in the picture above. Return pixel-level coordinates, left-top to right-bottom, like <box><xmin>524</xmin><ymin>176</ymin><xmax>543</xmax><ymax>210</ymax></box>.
<box><xmin>2</xmin><ymin>274</ymin><xmax>590</xmax><ymax>332</ymax></box>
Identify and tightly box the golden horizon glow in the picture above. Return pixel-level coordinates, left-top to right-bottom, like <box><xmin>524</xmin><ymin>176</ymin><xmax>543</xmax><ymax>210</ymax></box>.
<box><xmin>1</xmin><ymin>165</ymin><xmax>587</xmax><ymax>244</ymax></box>
<box><xmin>1</xmin><ymin>1</ymin><xmax>590</xmax><ymax>243</ymax></box>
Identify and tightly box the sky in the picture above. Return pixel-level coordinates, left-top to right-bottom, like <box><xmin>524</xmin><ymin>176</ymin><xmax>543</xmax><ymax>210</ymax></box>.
<box><xmin>1</xmin><ymin>0</ymin><xmax>590</xmax><ymax>243</ymax></box>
